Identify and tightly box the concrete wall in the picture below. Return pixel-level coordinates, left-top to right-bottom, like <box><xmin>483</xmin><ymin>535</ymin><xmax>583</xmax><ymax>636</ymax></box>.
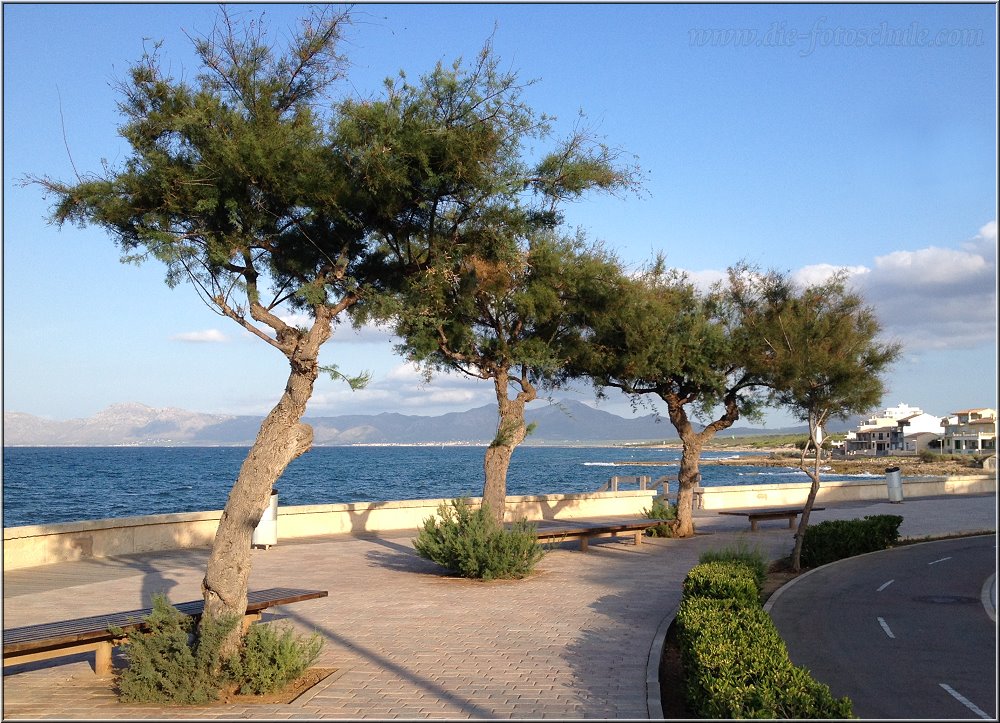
<box><xmin>3</xmin><ymin>490</ymin><xmax>656</xmax><ymax>571</ymax></box>
<box><xmin>697</xmin><ymin>474</ymin><xmax>995</xmax><ymax>510</ymax></box>
<box><xmin>4</xmin><ymin>475</ymin><xmax>995</xmax><ymax>571</ymax></box>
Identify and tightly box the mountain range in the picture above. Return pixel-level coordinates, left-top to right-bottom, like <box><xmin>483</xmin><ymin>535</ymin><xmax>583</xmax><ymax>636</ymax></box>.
<box><xmin>2</xmin><ymin>400</ymin><xmax>848</xmax><ymax>447</ymax></box>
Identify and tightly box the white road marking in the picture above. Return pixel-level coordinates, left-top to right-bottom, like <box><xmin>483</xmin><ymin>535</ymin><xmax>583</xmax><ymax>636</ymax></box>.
<box><xmin>928</xmin><ymin>556</ymin><xmax>952</xmax><ymax>565</ymax></box>
<box><xmin>939</xmin><ymin>683</ymin><xmax>992</xmax><ymax>719</ymax></box>
<box><xmin>877</xmin><ymin>579</ymin><xmax>894</xmax><ymax>592</ymax></box>
<box><xmin>877</xmin><ymin>616</ymin><xmax>895</xmax><ymax>638</ymax></box>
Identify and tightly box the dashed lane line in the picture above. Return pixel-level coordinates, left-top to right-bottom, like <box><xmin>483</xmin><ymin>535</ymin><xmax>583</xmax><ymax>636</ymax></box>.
<box><xmin>876</xmin><ymin>616</ymin><xmax>895</xmax><ymax>639</ymax></box>
<box><xmin>939</xmin><ymin>683</ymin><xmax>992</xmax><ymax>719</ymax></box>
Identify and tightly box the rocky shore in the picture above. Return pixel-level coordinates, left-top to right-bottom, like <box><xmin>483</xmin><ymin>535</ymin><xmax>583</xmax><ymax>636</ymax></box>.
<box><xmin>710</xmin><ymin>451</ymin><xmax>990</xmax><ymax>478</ymax></box>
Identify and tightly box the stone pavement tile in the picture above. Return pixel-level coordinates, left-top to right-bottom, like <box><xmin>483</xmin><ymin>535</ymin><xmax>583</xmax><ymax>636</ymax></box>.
<box><xmin>3</xmin><ymin>495</ymin><xmax>993</xmax><ymax>720</ymax></box>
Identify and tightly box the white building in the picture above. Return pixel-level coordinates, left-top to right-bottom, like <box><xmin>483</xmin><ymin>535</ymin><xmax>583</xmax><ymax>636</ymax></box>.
<box><xmin>844</xmin><ymin>403</ymin><xmax>942</xmax><ymax>455</ymax></box>
<box><xmin>940</xmin><ymin>408</ymin><xmax>997</xmax><ymax>455</ymax></box>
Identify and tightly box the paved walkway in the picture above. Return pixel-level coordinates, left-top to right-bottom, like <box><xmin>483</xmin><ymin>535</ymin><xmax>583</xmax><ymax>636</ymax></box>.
<box><xmin>3</xmin><ymin>494</ymin><xmax>996</xmax><ymax>719</ymax></box>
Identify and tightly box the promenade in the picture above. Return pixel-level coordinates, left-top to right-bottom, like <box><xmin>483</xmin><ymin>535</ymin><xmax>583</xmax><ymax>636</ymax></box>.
<box><xmin>3</xmin><ymin>493</ymin><xmax>996</xmax><ymax>719</ymax></box>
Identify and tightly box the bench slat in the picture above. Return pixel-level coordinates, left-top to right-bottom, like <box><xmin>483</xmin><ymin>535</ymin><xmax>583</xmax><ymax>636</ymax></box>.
<box><xmin>533</xmin><ymin>518</ymin><xmax>664</xmax><ymax>538</ymax></box>
<box><xmin>3</xmin><ymin>587</ymin><xmax>327</xmax><ymax>655</ymax></box>
<box><xmin>717</xmin><ymin>507</ymin><xmax>825</xmax><ymax>532</ymax></box>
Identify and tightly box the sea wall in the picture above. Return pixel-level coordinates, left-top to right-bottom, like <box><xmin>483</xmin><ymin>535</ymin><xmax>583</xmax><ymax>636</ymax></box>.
<box><xmin>2</xmin><ymin>490</ymin><xmax>656</xmax><ymax>571</ymax></box>
<box><xmin>696</xmin><ymin>474</ymin><xmax>995</xmax><ymax>510</ymax></box>
<box><xmin>4</xmin><ymin>475</ymin><xmax>995</xmax><ymax>571</ymax></box>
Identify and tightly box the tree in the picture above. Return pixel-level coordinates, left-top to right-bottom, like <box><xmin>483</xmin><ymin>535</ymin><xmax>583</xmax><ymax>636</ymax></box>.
<box><xmin>741</xmin><ymin>271</ymin><xmax>902</xmax><ymax>571</ymax></box>
<box><xmin>28</xmin><ymin>8</ymin><xmax>637</xmax><ymax>653</ymax></box>
<box><xmin>30</xmin><ymin>8</ymin><xmax>364</xmax><ymax>654</ymax></box>
<box><xmin>388</xmin><ymin>232</ymin><xmax>625</xmax><ymax>524</ymax></box>
<box><xmin>341</xmin><ymin>46</ymin><xmax>639</xmax><ymax>526</ymax></box>
<box><xmin>573</xmin><ymin>262</ymin><xmax>775</xmax><ymax>537</ymax></box>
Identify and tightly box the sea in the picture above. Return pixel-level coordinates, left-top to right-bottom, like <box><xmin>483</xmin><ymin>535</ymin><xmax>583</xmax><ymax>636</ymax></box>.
<box><xmin>1</xmin><ymin>445</ymin><xmax>877</xmax><ymax>528</ymax></box>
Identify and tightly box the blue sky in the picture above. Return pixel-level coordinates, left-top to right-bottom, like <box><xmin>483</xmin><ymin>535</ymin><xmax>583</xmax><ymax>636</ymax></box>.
<box><xmin>2</xmin><ymin>2</ymin><xmax>997</xmax><ymax>429</ymax></box>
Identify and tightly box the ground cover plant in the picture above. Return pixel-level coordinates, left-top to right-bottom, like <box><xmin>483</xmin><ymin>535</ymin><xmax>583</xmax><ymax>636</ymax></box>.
<box><xmin>413</xmin><ymin>498</ymin><xmax>544</xmax><ymax>580</ymax></box>
<box><xmin>643</xmin><ymin>497</ymin><xmax>678</xmax><ymax>537</ymax></box>
<box><xmin>113</xmin><ymin>595</ymin><xmax>323</xmax><ymax>704</ymax></box>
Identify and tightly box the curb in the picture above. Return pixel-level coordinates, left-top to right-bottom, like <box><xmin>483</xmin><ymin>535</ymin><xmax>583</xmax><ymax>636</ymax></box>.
<box><xmin>645</xmin><ymin>602</ymin><xmax>678</xmax><ymax>719</ymax></box>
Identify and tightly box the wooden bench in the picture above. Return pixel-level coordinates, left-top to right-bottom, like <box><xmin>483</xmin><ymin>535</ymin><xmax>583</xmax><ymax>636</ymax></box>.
<box><xmin>717</xmin><ymin>507</ymin><xmax>825</xmax><ymax>532</ymax></box>
<box><xmin>3</xmin><ymin>587</ymin><xmax>327</xmax><ymax>676</ymax></box>
<box><xmin>531</xmin><ymin>518</ymin><xmax>666</xmax><ymax>552</ymax></box>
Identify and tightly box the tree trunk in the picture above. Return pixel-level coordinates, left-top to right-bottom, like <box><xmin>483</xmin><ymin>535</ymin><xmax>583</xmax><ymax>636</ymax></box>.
<box><xmin>482</xmin><ymin>370</ymin><xmax>533</xmax><ymax>526</ymax></box>
<box><xmin>664</xmin><ymin>391</ymin><xmax>740</xmax><ymax>539</ymax></box>
<box><xmin>200</xmin><ymin>316</ymin><xmax>330</xmax><ymax>658</ymax></box>
<box><xmin>674</xmin><ymin>435</ymin><xmax>703</xmax><ymax>538</ymax></box>
<box><xmin>791</xmin><ymin>423</ymin><xmax>825</xmax><ymax>572</ymax></box>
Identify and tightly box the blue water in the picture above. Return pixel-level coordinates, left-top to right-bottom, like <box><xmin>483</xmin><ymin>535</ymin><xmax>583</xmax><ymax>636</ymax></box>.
<box><xmin>1</xmin><ymin>446</ymin><xmax>874</xmax><ymax>528</ymax></box>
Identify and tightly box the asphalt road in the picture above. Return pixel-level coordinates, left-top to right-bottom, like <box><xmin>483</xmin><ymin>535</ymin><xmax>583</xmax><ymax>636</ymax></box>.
<box><xmin>767</xmin><ymin>535</ymin><xmax>997</xmax><ymax>719</ymax></box>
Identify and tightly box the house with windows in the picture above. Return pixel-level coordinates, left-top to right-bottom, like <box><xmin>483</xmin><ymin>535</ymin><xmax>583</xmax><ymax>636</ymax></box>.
<box><xmin>940</xmin><ymin>408</ymin><xmax>997</xmax><ymax>455</ymax></box>
<box><xmin>843</xmin><ymin>403</ymin><xmax>942</xmax><ymax>455</ymax></box>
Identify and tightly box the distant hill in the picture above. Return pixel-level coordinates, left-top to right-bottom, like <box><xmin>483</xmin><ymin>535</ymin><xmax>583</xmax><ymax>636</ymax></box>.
<box><xmin>2</xmin><ymin>400</ymin><xmax>848</xmax><ymax>447</ymax></box>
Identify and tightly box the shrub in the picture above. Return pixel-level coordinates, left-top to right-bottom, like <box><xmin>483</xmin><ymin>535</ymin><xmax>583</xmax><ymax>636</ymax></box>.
<box><xmin>642</xmin><ymin>496</ymin><xmax>677</xmax><ymax>537</ymax></box>
<box><xmin>224</xmin><ymin>622</ymin><xmax>323</xmax><ymax>695</ymax></box>
<box><xmin>413</xmin><ymin>498</ymin><xmax>544</xmax><ymax>580</ymax></box>
<box><xmin>114</xmin><ymin>594</ymin><xmax>239</xmax><ymax>704</ymax></box>
<box><xmin>801</xmin><ymin>514</ymin><xmax>903</xmax><ymax>568</ymax></box>
<box><xmin>698</xmin><ymin>541</ymin><xmax>767</xmax><ymax>592</ymax></box>
<box><xmin>682</xmin><ymin>561</ymin><xmax>760</xmax><ymax>606</ymax></box>
<box><xmin>676</xmin><ymin>565</ymin><xmax>855</xmax><ymax>718</ymax></box>
<box><xmin>114</xmin><ymin>595</ymin><xmax>324</xmax><ymax>703</ymax></box>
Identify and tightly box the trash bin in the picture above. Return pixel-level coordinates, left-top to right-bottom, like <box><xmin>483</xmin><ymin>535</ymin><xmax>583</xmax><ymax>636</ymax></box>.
<box><xmin>252</xmin><ymin>488</ymin><xmax>279</xmax><ymax>549</ymax></box>
<box><xmin>885</xmin><ymin>467</ymin><xmax>903</xmax><ymax>503</ymax></box>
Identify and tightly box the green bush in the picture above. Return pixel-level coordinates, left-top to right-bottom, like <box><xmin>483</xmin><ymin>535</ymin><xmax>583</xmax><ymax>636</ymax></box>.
<box><xmin>114</xmin><ymin>594</ymin><xmax>239</xmax><ymax>704</ymax></box>
<box><xmin>114</xmin><ymin>595</ymin><xmax>324</xmax><ymax>703</ymax></box>
<box><xmin>698</xmin><ymin>541</ymin><xmax>767</xmax><ymax>592</ymax></box>
<box><xmin>642</xmin><ymin>496</ymin><xmax>677</xmax><ymax>537</ymax></box>
<box><xmin>675</xmin><ymin>563</ymin><xmax>855</xmax><ymax>718</ymax></box>
<box><xmin>801</xmin><ymin>515</ymin><xmax>903</xmax><ymax>568</ymax></box>
<box><xmin>225</xmin><ymin>622</ymin><xmax>323</xmax><ymax>695</ymax></box>
<box><xmin>413</xmin><ymin>498</ymin><xmax>544</xmax><ymax>580</ymax></box>
<box><xmin>682</xmin><ymin>561</ymin><xmax>760</xmax><ymax>606</ymax></box>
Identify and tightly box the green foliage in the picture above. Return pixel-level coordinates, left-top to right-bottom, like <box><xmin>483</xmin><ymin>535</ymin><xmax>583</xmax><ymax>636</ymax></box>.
<box><xmin>682</xmin><ymin>561</ymin><xmax>760</xmax><ymax>606</ymax></box>
<box><xmin>224</xmin><ymin>622</ymin><xmax>323</xmax><ymax>695</ymax></box>
<box><xmin>676</xmin><ymin>564</ymin><xmax>854</xmax><ymax>718</ymax></box>
<box><xmin>413</xmin><ymin>498</ymin><xmax>544</xmax><ymax>580</ymax></box>
<box><xmin>698</xmin><ymin>541</ymin><xmax>768</xmax><ymax>593</ymax></box>
<box><xmin>642</xmin><ymin>496</ymin><xmax>677</xmax><ymax>537</ymax></box>
<box><xmin>114</xmin><ymin>594</ymin><xmax>240</xmax><ymax>705</ymax></box>
<box><xmin>736</xmin><ymin>268</ymin><xmax>902</xmax><ymax>449</ymax></box>
<box><xmin>800</xmin><ymin>515</ymin><xmax>903</xmax><ymax>568</ymax></box>
<box><xmin>114</xmin><ymin>595</ymin><xmax>324</xmax><ymax>703</ymax></box>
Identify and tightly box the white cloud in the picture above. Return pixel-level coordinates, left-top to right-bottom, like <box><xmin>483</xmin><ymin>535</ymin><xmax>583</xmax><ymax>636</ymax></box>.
<box><xmin>170</xmin><ymin>329</ymin><xmax>229</xmax><ymax>343</ymax></box>
<box><xmin>852</xmin><ymin>222</ymin><xmax>997</xmax><ymax>351</ymax></box>
<box><xmin>976</xmin><ymin>220</ymin><xmax>997</xmax><ymax>243</ymax></box>
<box><xmin>684</xmin><ymin>268</ymin><xmax>727</xmax><ymax>292</ymax></box>
<box><xmin>791</xmin><ymin>263</ymin><xmax>870</xmax><ymax>288</ymax></box>
<box><xmin>872</xmin><ymin>247</ymin><xmax>989</xmax><ymax>285</ymax></box>
<box><xmin>303</xmin><ymin>359</ymin><xmax>496</xmax><ymax>417</ymax></box>
<box><xmin>277</xmin><ymin>312</ymin><xmax>313</xmax><ymax>329</ymax></box>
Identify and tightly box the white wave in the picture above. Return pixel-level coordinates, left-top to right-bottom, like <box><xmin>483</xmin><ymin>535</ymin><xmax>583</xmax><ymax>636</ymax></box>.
<box><xmin>582</xmin><ymin>462</ymin><xmax>618</xmax><ymax>467</ymax></box>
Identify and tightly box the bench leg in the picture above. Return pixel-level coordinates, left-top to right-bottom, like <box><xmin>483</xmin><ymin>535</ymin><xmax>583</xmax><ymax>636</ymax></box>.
<box><xmin>94</xmin><ymin>642</ymin><xmax>113</xmax><ymax>676</ymax></box>
<box><xmin>749</xmin><ymin>518</ymin><xmax>759</xmax><ymax>532</ymax></box>
<box><xmin>633</xmin><ymin>530</ymin><xmax>643</xmax><ymax>546</ymax></box>
<box><xmin>788</xmin><ymin>515</ymin><xmax>797</xmax><ymax>529</ymax></box>
<box><xmin>579</xmin><ymin>536</ymin><xmax>589</xmax><ymax>552</ymax></box>
<box><xmin>241</xmin><ymin>612</ymin><xmax>262</xmax><ymax>633</ymax></box>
